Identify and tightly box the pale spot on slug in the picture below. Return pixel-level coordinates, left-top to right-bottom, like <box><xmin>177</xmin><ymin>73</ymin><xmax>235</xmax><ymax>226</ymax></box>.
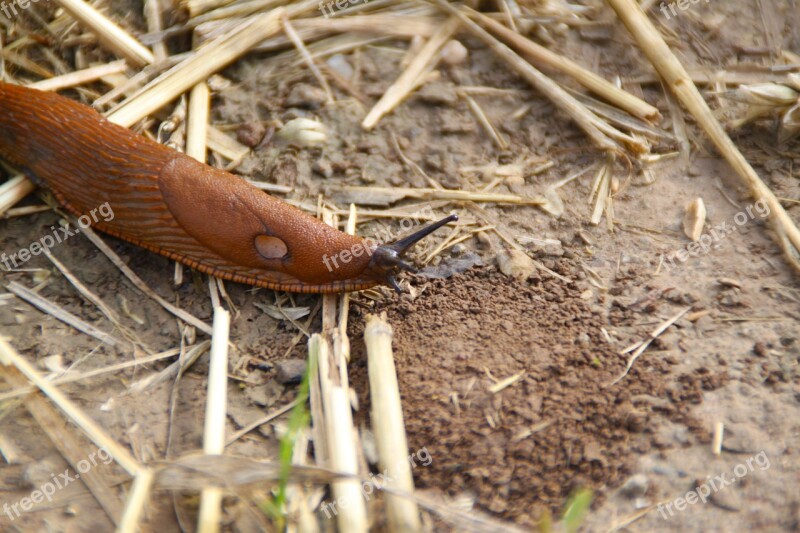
<box><xmin>255</xmin><ymin>235</ymin><xmax>288</xmax><ymax>259</ymax></box>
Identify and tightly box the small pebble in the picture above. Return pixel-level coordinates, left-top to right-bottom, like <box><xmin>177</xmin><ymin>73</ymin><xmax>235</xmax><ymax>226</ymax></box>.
<box><xmin>237</xmin><ymin>122</ymin><xmax>266</xmax><ymax>148</ymax></box>
<box><xmin>276</xmin><ymin>359</ymin><xmax>307</xmax><ymax>385</ymax></box>
<box><xmin>326</xmin><ymin>54</ymin><xmax>353</xmax><ymax>79</ymax></box>
<box><xmin>441</xmin><ymin>40</ymin><xmax>468</xmax><ymax>65</ymax></box>
<box><xmin>619</xmin><ymin>474</ymin><xmax>648</xmax><ymax>499</ymax></box>
<box><xmin>286</xmin><ymin>83</ymin><xmax>327</xmax><ymax>109</ymax></box>
<box><xmin>497</xmin><ymin>249</ymin><xmax>536</xmax><ymax>281</ymax></box>
<box><xmin>312</xmin><ymin>158</ymin><xmax>333</xmax><ymax>178</ymax></box>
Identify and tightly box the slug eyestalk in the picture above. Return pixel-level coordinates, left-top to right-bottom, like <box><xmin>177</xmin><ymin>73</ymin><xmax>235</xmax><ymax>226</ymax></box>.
<box><xmin>367</xmin><ymin>214</ymin><xmax>459</xmax><ymax>292</ymax></box>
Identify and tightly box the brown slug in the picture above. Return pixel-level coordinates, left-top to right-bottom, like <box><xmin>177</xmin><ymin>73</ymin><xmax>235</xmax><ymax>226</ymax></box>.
<box><xmin>0</xmin><ymin>82</ymin><xmax>456</xmax><ymax>293</ymax></box>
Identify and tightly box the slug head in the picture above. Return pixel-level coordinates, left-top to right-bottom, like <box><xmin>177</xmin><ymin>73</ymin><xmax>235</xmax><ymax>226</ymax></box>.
<box><xmin>366</xmin><ymin>214</ymin><xmax>458</xmax><ymax>292</ymax></box>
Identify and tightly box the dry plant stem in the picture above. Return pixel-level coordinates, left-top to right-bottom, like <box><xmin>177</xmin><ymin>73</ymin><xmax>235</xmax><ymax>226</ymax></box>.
<box><xmin>607</xmin><ymin>0</ymin><xmax>800</xmax><ymax>272</ymax></box>
<box><xmin>43</xmin><ymin>248</ymin><xmax>122</xmax><ymax>325</ymax></box>
<box><xmin>333</xmin><ymin>185</ymin><xmax>546</xmax><ymax>206</ymax></box>
<box><xmin>0</xmin><ymin>174</ymin><xmax>36</xmax><ymax>216</ymax></box>
<box><xmin>364</xmin><ymin>314</ymin><xmax>422</xmax><ymax>532</ymax></box>
<box><xmin>0</xmin><ymin>347</ymin><xmax>183</xmax><ymax>401</ymax></box>
<box><xmin>434</xmin><ymin>0</ymin><xmax>618</xmax><ymax>153</ymax></box>
<box><xmin>311</xmin><ymin>334</ymin><xmax>368</xmax><ymax>533</ymax></box>
<box><xmin>469</xmin><ymin>7</ymin><xmax>660</xmax><ymax>121</ymax></box>
<box><xmin>144</xmin><ymin>0</ymin><xmax>169</xmax><ymax>61</ymax></box>
<box><xmin>28</xmin><ymin>60</ymin><xmax>128</xmax><ymax>91</ymax></box>
<box><xmin>712</xmin><ymin>421</ymin><xmax>724</xmax><ymax>455</ymax></box>
<box><xmin>295</xmin><ymin>15</ymin><xmax>437</xmax><ymax>38</ymax></box>
<box><xmin>362</xmin><ymin>16</ymin><xmax>460</xmax><ymax>129</ymax></box>
<box><xmin>282</xmin><ymin>15</ymin><xmax>334</xmax><ymax>105</ymax></box>
<box><xmin>118</xmin><ymin>469</ymin><xmax>155</xmax><ymax>533</ymax></box>
<box><xmin>314</xmin><ymin>208</ymin><xmax>367</xmax><ymax>532</ymax></box>
<box><xmin>4</xmin><ymin>205</ymin><xmax>51</xmax><ymax>217</ymax></box>
<box><xmin>2</xmin><ymin>365</ymin><xmax>124</xmax><ymax>524</ymax></box>
<box><xmin>224</xmin><ymin>398</ymin><xmax>301</xmax><ymax>446</ymax></box>
<box><xmin>109</xmin><ymin>8</ymin><xmax>286</xmax><ymax>127</ymax></box>
<box><xmin>52</xmin><ymin>0</ymin><xmax>155</xmax><ymax>66</ymax></box>
<box><xmin>130</xmin><ymin>341</ymin><xmax>210</xmax><ymax>392</ymax></box>
<box><xmin>186</xmin><ymin>0</ymin><xmax>237</xmax><ymax>17</ymax></box>
<box><xmin>0</xmin><ymin>337</ymin><xmax>143</xmax><ymax>475</ymax></box>
<box><xmin>6</xmin><ymin>281</ymin><xmax>124</xmax><ymax>347</ymax></box>
<box><xmin>186</xmin><ymin>82</ymin><xmax>211</xmax><ymax>161</ymax></box>
<box><xmin>464</xmin><ymin>94</ymin><xmax>508</xmax><ymax>150</ymax></box>
<box><xmin>79</xmin><ymin>225</ymin><xmax>213</xmax><ymax>335</ymax></box>
<box><xmin>198</xmin><ymin>307</ymin><xmax>231</xmax><ymax>533</ymax></box>
<box><xmin>608</xmin><ymin>306</ymin><xmax>691</xmax><ymax>386</ymax></box>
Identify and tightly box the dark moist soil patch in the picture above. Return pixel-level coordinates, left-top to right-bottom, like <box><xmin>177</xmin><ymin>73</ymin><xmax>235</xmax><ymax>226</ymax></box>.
<box><xmin>348</xmin><ymin>265</ymin><xmax>717</xmax><ymax>527</ymax></box>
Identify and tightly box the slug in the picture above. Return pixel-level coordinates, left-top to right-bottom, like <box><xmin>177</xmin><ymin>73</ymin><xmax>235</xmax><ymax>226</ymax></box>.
<box><xmin>0</xmin><ymin>82</ymin><xmax>456</xmax><ymax>293</ymax></box>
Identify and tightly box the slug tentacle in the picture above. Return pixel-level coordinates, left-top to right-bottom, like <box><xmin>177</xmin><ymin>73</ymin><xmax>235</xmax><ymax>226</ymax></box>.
<box><xmin>366</xmin><ymin>214</ymin><xmax>459</xmax><ymax>292</ymax></box>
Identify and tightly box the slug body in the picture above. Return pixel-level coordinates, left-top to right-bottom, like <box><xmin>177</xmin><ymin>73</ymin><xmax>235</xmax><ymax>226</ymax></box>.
<box><xmin>0</xmin><ymin>82</ymin><xmax>455</xmax><ymax>293</ymax></box>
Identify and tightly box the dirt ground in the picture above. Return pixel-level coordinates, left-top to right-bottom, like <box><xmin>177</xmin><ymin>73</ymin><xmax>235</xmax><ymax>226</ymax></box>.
<box><xmin>1</xmin><ymin>0</ymin><xmax>799</xmax><ymax>531</ymax></box>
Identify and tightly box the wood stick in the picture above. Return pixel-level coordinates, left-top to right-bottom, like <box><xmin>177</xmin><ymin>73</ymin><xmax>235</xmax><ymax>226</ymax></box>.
<box><xmin>0</xmin><ymin>346</ymin><xmax>184</xmax><ymax>401</ymax></box>
<box><xmin>313</xmin><ymin>209</ymin><xmax>367</xmax><ymax>533</ymax></box>
<box><xmin>311</xmin><ymin>334</ymin><xmax>368</xmax><ymax>533</ymax></box>
<box><xmin>434</xmin><ymin>0</ymin><xmax>620</xmax><ymax>152</ymax></box>
<box><xmin>282</xmin><ymin>15</ymin><xmax>334</xmax><ymax>105</ymax></box>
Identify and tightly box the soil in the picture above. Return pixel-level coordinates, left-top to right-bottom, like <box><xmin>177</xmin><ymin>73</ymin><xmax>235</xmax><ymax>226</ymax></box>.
<box><xmin>348</xmin><ymin>267</ymin><xmax>724</xmax><ymax>528</ymax></box>
<box><xmin>1</xmin><ymin>0</ymin><xmax>800</xmax><ymax>532</ymax></box>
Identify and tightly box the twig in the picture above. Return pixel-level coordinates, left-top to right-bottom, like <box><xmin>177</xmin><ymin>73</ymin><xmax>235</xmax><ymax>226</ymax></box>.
<box><xmin>118</xmin><ymin>469</ymin><xmax>155</xmax><ymax>533</ymax></box>
<box><xmin>468</xmin><ymin>7</ymin><xmax>660</xmax><ymax>121</ymax></box>
<box><xmin>1</xmin><ymin>364</ymin><xmax>124</xmax><ymax>524</ymax></box>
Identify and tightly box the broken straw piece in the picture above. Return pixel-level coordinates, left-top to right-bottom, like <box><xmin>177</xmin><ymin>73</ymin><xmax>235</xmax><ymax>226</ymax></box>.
<box><xmin>683</xmin><ymin>197</ymin><xmax>706</xmax><ymax>242</ymax></box>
